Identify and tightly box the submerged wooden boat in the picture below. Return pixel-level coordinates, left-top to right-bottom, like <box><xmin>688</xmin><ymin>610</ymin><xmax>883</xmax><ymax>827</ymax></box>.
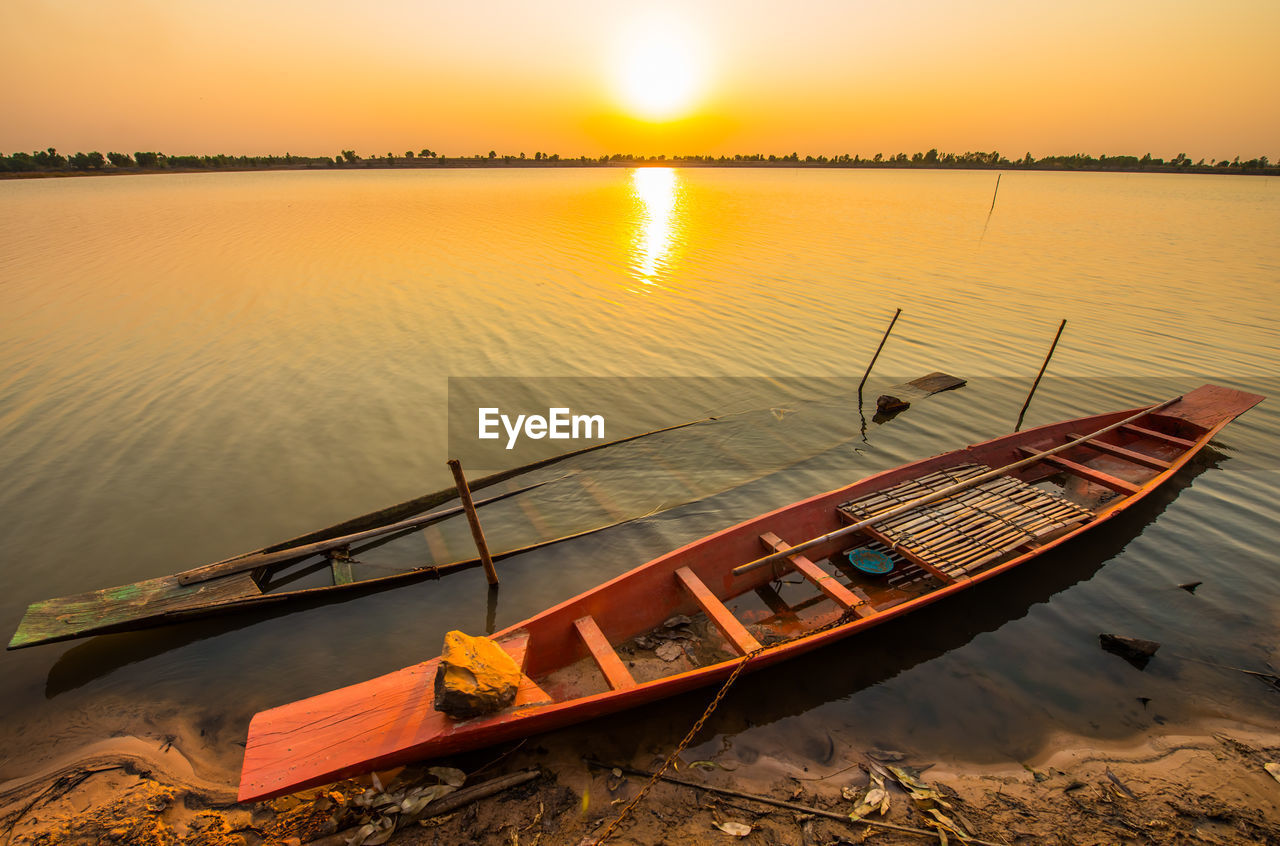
<box><xmin>238</xmin><ymin>385</ymin><xmax>1261</xmax><ymax>802</ymax></box>
<box><xmin>5</xmin><ymin>480</ymin><xmax>550</xmax><ymax>650</ymax></box>
<box><xmin>8</xmin><ymin>418</ymin><xmax>715</xmax><ymax>651</ymax></box>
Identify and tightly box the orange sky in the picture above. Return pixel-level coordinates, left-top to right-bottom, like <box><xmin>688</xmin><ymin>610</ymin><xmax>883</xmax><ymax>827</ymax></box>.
<box><xmin>3</xmin><ymin>0</ymin><xmax>1277</xmax><ymax>160</ymax></box>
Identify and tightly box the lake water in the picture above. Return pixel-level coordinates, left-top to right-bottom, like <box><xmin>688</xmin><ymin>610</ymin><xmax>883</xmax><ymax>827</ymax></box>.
<box><xmin>1</xmin><ymin>167</ymin><xmax>1277</xmax><ymax>781</ymax></box>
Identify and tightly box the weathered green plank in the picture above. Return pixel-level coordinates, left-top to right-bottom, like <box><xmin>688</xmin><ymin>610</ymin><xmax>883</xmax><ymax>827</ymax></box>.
<box><xmin>8</xmin><ymin>572</ymin><xmax>261</xmax><ymax>649</ymax></box>
<box><xmin>331</xmin><ymin>557</ymin><xmax>355</xmax><ymax>586</ymax></box>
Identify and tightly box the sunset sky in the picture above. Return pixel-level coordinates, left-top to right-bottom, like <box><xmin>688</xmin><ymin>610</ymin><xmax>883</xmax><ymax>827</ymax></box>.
<box><xmin>4</xmin><ymin>0</ymin><xmax>1277</xmax><ymax>160</ymax></box>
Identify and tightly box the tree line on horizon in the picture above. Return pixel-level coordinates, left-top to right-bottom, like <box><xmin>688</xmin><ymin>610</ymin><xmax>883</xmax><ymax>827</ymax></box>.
<box><xmin>1</xmin><ymin>146</ymin><xmax>1274</xmax><ymax>175</ymax></box>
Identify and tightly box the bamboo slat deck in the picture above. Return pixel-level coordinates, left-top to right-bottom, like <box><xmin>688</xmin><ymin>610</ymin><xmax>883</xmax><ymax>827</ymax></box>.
<box><xmin>838</xmin><ymin>464</ymin><xmax>1094</xmax><ymax>580</ymax></box>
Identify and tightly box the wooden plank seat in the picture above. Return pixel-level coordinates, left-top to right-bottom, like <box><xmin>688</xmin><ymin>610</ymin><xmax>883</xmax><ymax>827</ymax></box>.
<box><xmin>758</xmin><ymin>532</ymin><xmax>877</xmax><ymax>617</ymax></box>
<box><xmin>1065</xmin><ymin>433</ymin><xmax>1171</xmax><ymax>470</ymax></box>
<box><xmin>674</xmin><ymin>567</ymin><xmax>761</xmax><ymax>655</ymax></box>
<box><xmin>1014</xmin><ymin>448</ymin><xmax>1141</xmax><ymax>495</ymax></box>
<box><xmin>837</xmin><ymin>464</ymin><xmax>1093</xmax><ymax>579</ymax></box>
<box><xmin>1120</xmin><ymin>423</ymin><xmax>1196</xmax><ymax>449</ymax></box>
<box><xmin>573</xmin><ymin>615</ymin><xmax>637</xmax><ymax>691</ymax></box>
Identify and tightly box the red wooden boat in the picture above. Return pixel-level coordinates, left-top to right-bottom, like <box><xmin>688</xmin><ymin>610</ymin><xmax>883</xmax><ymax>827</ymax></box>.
<box><xmin>238</xmin><ymin>385</ymin><xmax>1262</xmax><ymax>801</ymax></box>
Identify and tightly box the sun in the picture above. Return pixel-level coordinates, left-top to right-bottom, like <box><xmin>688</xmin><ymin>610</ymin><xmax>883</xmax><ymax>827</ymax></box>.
<box><xmin>614</xmin><ymin>22</ymin><xmax>706</xmax><ymax>122</ymax></box>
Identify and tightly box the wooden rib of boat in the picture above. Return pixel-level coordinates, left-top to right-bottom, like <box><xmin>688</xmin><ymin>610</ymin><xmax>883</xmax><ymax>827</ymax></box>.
<box><xmin>237</xmin><ymin>384</ymin><xmax>1262</xmax><ymax>802</ymax></box>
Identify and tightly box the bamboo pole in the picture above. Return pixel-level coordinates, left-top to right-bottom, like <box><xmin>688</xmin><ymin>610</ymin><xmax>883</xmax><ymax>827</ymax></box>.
<box><xmin>733</xmin><ymin>395</ymin><xmax>1180</xmax><ymax>577</ymax></box>
<box><xmin>1015</xmin><ymin>318</ymin><xmax>1067</xmax><ymax>431</ymax></box>
<box><xmin>858</xmin><ymin>307</ymin><xmax>902</xmax><ymax>392</ymax></box>
<box><xmin>448</xmin><ymin>459</ymin><xmax>499</xmax><ymax>586</ymax></box>
<box><xmin>979</xmin><ymin>173</ymin><xmax>1002</xmax><ymax>242</ymax></box>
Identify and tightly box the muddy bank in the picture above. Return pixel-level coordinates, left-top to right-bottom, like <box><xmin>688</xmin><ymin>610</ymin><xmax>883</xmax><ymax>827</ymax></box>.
<box><xmin>3</xmin><ymin>716</ymin><xmax>1278</xmax><ymax>845</ymax></box>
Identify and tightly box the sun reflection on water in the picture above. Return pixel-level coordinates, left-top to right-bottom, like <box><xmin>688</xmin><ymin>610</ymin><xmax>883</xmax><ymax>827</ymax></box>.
<box><xmin>630</xmin><ymin>167</ymin><xmax>682</xmax><ymax>286</ymax></box>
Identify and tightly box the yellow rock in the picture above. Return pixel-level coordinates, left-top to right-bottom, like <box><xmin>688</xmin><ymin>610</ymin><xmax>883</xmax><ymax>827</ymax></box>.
<box><xmin>433</xmin><ymin>630</ymin><xmax>521</xmax><ymax>718</ymax></box>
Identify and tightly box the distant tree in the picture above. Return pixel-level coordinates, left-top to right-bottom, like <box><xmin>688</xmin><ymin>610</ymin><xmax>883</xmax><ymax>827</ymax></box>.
<box><xmin>488</xmin><ymin>150</ymin><xmax>497</xmax><ymax>159</ymax></box>
<box><xmin>873</xmin><ymin>153</ymin><xmax>883</xmax><ymax>163</ymax></box>
<box><xmin>419</xmin><ymin>148</ymin><xmax>435</xmax><ymax>158</ymax></box>
<box><xmin>341</xmin><ymin>150</ymin><xmax>359</xmax><ymax>163</ymax></box>
<box><xmin>5</xmin><ymin>152</ymin><xmax>35</xmax><ymax>171</ymax></box>
<box><xmin>134</xmin><ymin>151</ymin><xmax>161</xmax><ymax>168</ymax></box>
<box><xmin>33</xmin><ymin>147</ymin><xmax>66</xmax><ymax>168</ymax></box>
<box><xmin>107</xmin><ymin>152</ymin><xmax>134</xmax><ymax>167</ymax></box>
<box><xmin>69</xmin><ymin>151</ymin><xmax>106</xmax><ymax>169</ymax></box>
<box><xmin>405</xmin><ymin>151</ymin><xmax>415</xmax><ymax>159</ymax></box>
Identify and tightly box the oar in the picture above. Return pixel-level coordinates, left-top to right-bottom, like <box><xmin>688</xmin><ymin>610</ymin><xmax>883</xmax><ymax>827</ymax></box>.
<box><xmin>732</xmin><ymin>395</ymin><xmax>1182</xmax><ymax>578</ymax></box>
<box><xmin>176</xmin><ymin>476</ymin><xmax>563</xmax><ymax>586</ymax></box>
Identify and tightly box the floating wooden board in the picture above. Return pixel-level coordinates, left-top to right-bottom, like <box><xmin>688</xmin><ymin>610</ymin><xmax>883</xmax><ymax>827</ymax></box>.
<box><xmin>903</xmin><ymin>372</ymin><xmax>967</xmax><ymax>395</ymax></box>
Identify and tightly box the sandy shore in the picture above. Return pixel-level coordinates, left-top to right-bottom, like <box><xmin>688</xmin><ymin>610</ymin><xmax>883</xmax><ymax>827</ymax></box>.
<box><xmin>2</xmin><ymin>712</ymin><xmax>1278</xmax><ymax>845</ymax></box>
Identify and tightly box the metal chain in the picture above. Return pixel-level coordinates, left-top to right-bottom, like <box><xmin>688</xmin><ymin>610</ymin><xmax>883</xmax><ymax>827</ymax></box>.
<box><xmin>593</xmin><ymin>609</ymin><xmax>854</xmax><ymax>844</ymax></box>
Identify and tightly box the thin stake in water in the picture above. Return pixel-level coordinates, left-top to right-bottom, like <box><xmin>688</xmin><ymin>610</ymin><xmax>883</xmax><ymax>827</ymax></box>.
<box><xmin>448</xmin><ymin>458</ymin><xmax>499</xmax><ymax>586</ymax></box>
<box><xmin>858</xmin><ymin>307</ymin><xmax>902</xmax><ymax>393</ymax></box>
<box><xmin>979</xmin><ymin>172</ymin><xmax>1002</xmax><ymax>242</ymax></box>
<box><xmin>1016</xmin><ymin>318</ymin><xmax>1067</xmax><ymax>430</ymax></box>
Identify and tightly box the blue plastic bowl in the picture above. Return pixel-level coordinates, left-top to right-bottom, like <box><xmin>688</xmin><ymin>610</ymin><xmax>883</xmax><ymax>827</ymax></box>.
<box><xmin>846</xmin><ymin>548</ymin><xmax>894</xmax><ymax>575</ymax></box>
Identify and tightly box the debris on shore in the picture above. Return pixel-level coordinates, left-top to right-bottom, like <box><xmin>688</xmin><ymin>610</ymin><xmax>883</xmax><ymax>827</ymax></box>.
<box><xmin>4</xmin><ymin>723</ymin><xmax>1279</xmax><ymax>845</ymax></box>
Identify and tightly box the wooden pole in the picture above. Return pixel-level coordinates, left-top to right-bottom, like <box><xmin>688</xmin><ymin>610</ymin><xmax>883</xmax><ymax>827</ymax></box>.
<box><xmin>979</xmin><ymin>173</ymin><xmax>1002</xmax><ymax>242</ymax></box>
<box><xmin>732</xmin><ymin>395</ymin><xmax>1180</xmax><ymax>577</ymax></box>
<box><xmin>448</xmin><ymin>459</ymin><xmax>499</xmax><ymax>586</ymax></box>
<box><xmin>1016</xmin><ymin>318</ymin><xmax>1067</xmax><ymax>431</ymax></box>
<box><xmin>858</xmin><ymin>308</ymin><xmax>902</xmax><ymax>393</ymax></box>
